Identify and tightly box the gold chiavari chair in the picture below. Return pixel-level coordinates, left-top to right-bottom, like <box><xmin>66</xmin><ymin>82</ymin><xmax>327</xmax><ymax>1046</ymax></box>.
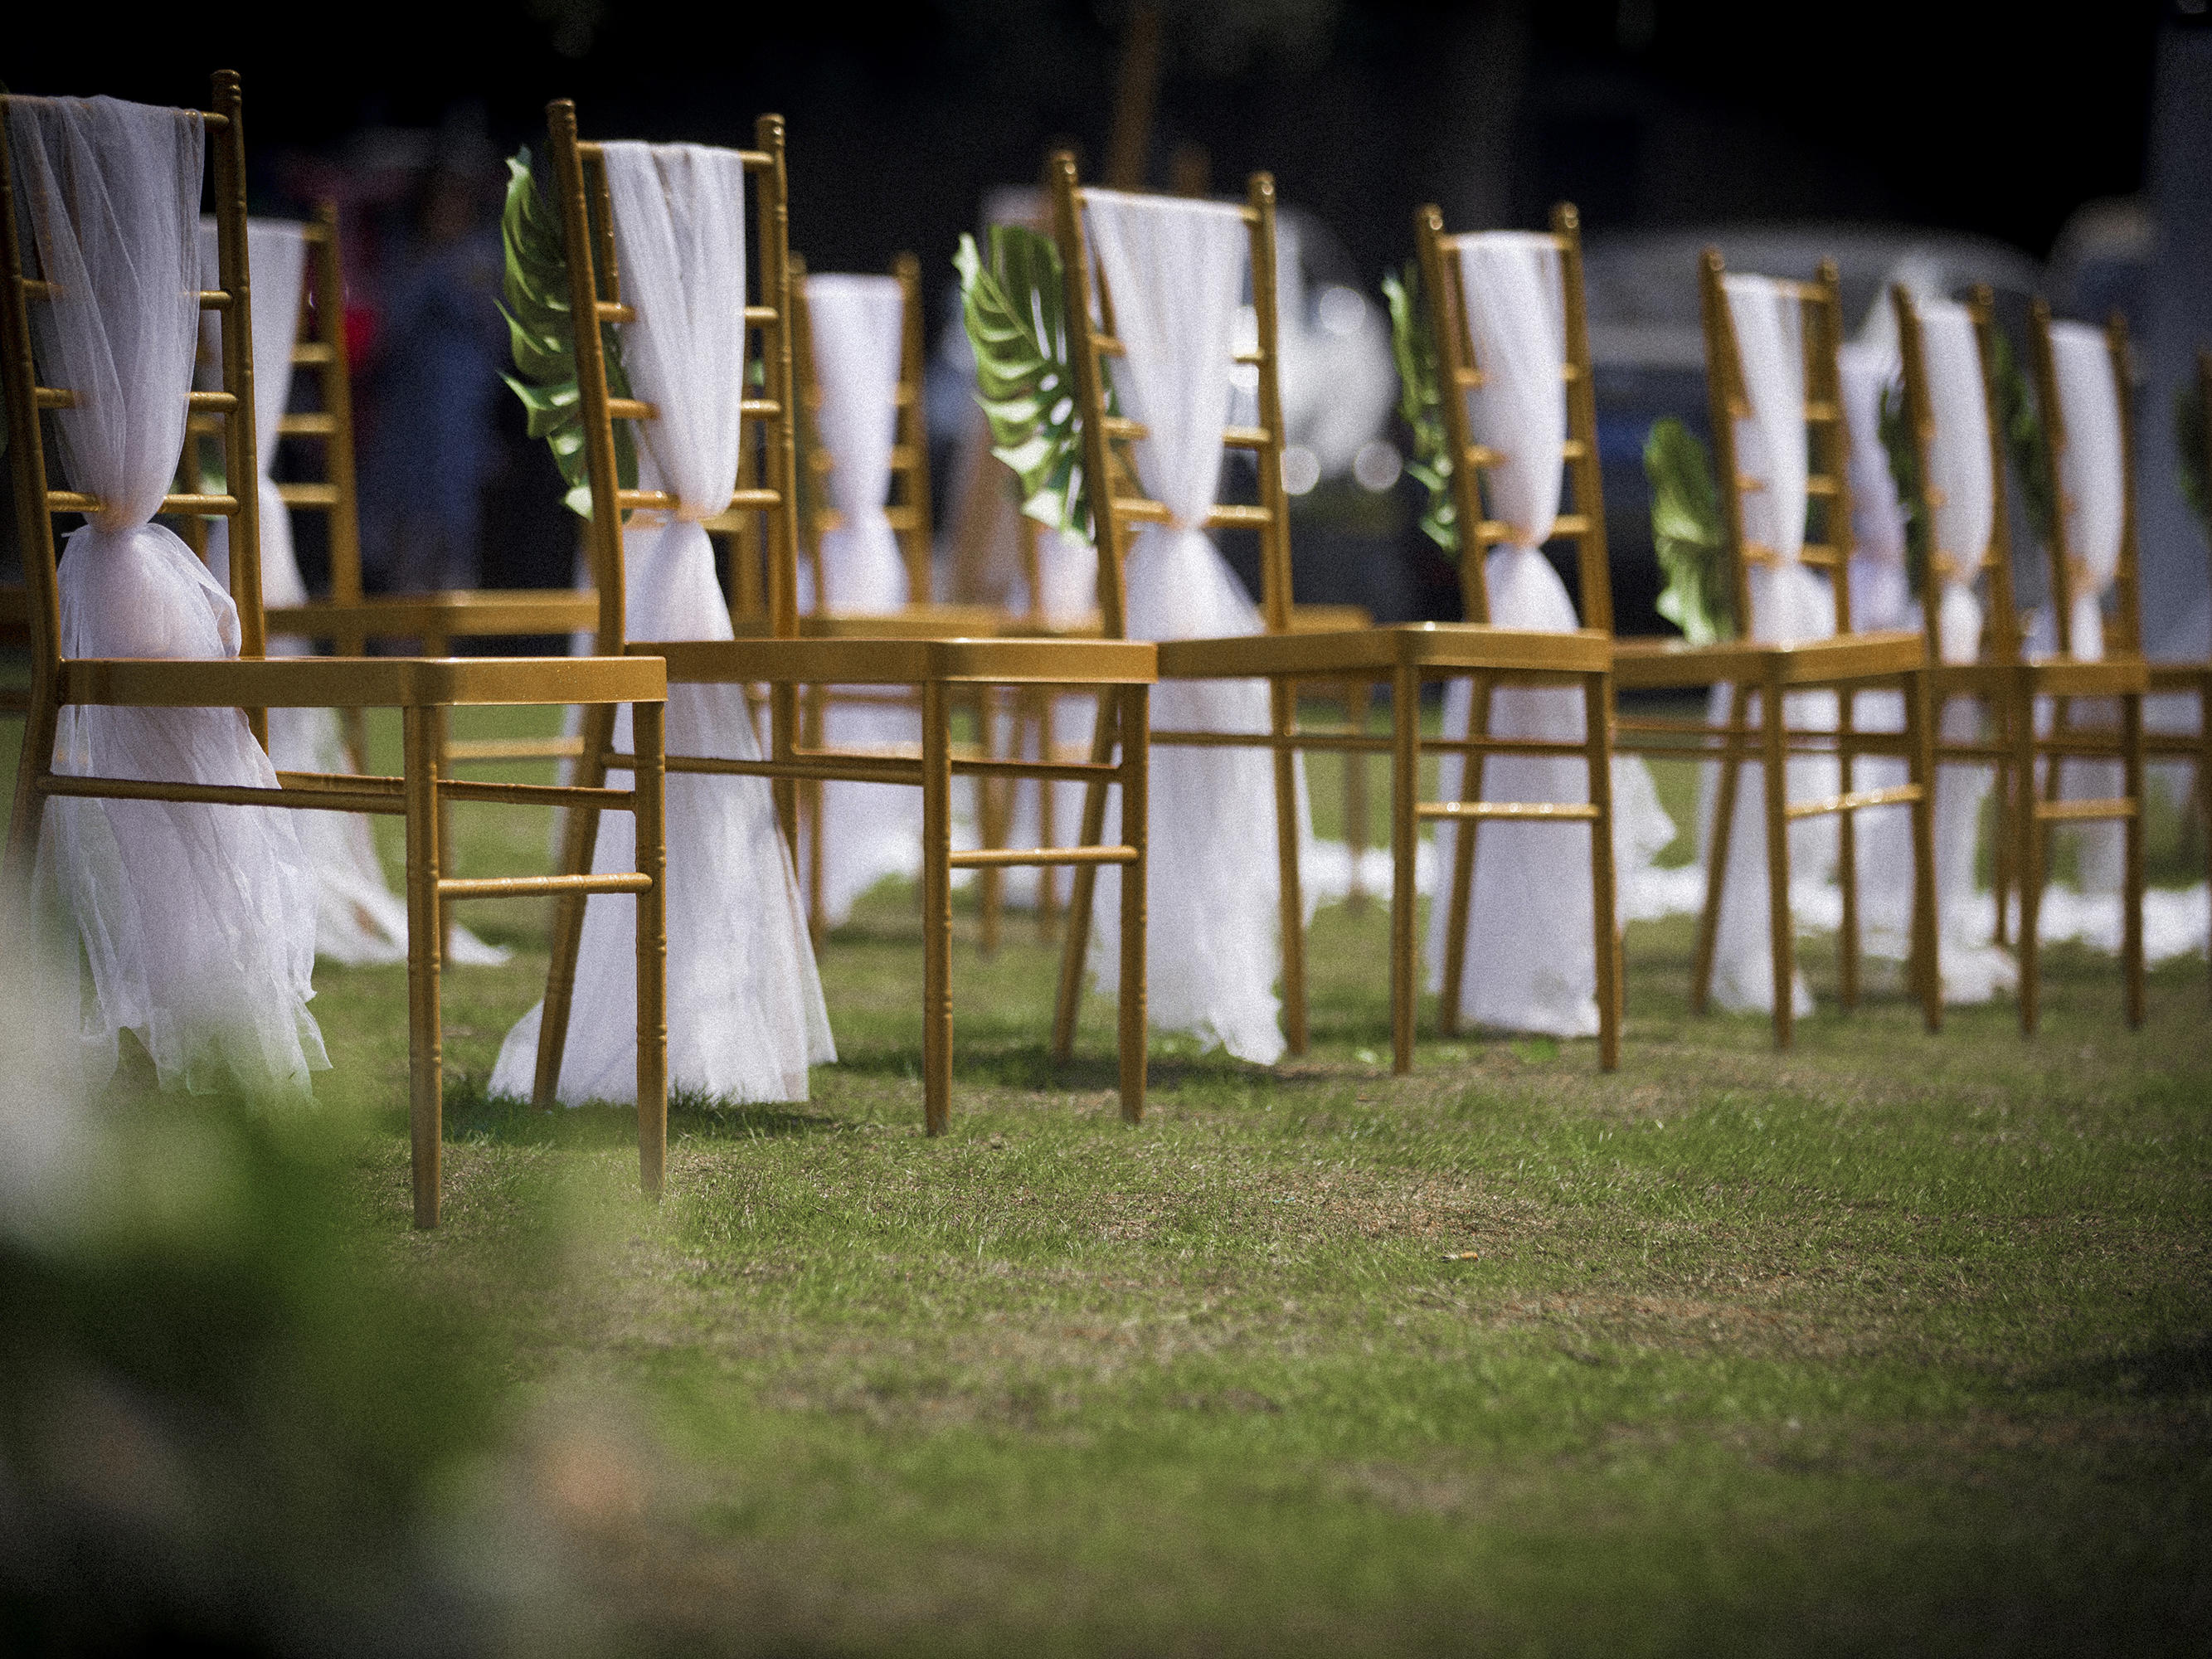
<box><xmin>537</xmin><ymin>101</ymin><xmax>1157</xmax><ymax>1133</ymax></box>
<box><xmin>1602</xmin><ymin>248</ymin><xmax>1941</xmax><ymax>1047</ymax></box>
<box><xmin>0</xmin><ymin>75</ymin><xmax>668</xmax><ymax>1229</ymax></box>
<box><xmin>1049</xmin><ymin>160</ymin><xmax>1624</xmax><ymax>1073</ymax></box>
<box><xmin>1892</xmin><ymin>285</ymin><xmax>2148</xmax><ymax>1032</ymax></box>
<box><xmin>2142</xmin><ymin>346</ymin><xmax>2212</xmax><ymax>994</ymax></box>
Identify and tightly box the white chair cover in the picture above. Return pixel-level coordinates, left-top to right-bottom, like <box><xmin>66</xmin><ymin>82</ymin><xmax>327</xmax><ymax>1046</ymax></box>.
<box><xmin>1424</xmin><ymin>234</ymin><xmax>1673</xmax><ymax>1037</ymax></box>
<box><xmin>13</xmin><ymin>95</ymin><xmax>325</xmax><ymax>1095</ymax></box>
<box><xmin>1077</xmin><ymin>190</ymin><xmax>1310</xmax><ymax>1063</ymax></box>
<box><xmin>1697</xmin><ymin>275</ymin><xmax>1841</xmax><ymax>1017</ymax></box>
<box><xmin>492</xmin><ymin>141</ymin><xmax>833</xmax><ymax>1103</ymax></box>
<box><xmin>800</xmin><ymin>273</ymin><xmax>925</xmax><ymax>923</ymax></box>
<box><xmin>1918</xmin><ymin>299</ymin><xmax>2018</xmax><ymax>1001</ymax></box>
<box><xmin>1835</xmin><ymin>342</ymin><xmax>1919</xmax><ymax>966</ymax></box>
<box><xmin>198</xmin><ymin>218</ymin><xmax>506</xmax><ymax>969</ymax></box>
<box><xmin>2033</xmin><ymin>322</ymin><xmax>2128</xmax><ymax>899</ymax></box>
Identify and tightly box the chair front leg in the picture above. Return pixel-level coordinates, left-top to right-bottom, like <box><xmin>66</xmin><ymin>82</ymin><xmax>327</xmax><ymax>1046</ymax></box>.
<box><xmin>1</xmin><ymin>668</ymin><xmax>60</xmax><ymax>924</ymax></box>
<box><xmin>1392</xmin><ymin>663</ymin><xmax>1422</xmax><ymax>1074</ymax></box>
<box><xmin>1270</xmin><ymin>676</ymin><xmax>1307</xmax><ymax>1056</ymax></box>
<box><xmin>2012</xmin><ymin>676</ymin><xmax>2044</xmax><ymax>1035</ymax></box>
<box><xmin>1116</xmin><ymin>682</ymin><xmax>1149</xmax><ymax>1124</ymax></box>
<box><xmin>1693</xmin><ymin>683</ymin><xmax>1752</xmax><ymax>1015</ymax></box>
<box><xmin>1051</xmin><ymin>689</ymin><xmax>1120</xmax><ymax>1063</ymax></box>
<box><xmin>1437</xmin><ymin>674</ymin><xmax>1490</xmax><ymax>1039</ymax></box>
<box><xmin>633</xmin><ymin>698</ymin><xmax>669</xmax><ymax>1194</ymax></box>
<box><xmin>403</xmin><ymin>707</ymin><xmax>444</xmax><ymax>1230</ymax></box>
<box><xmin>1904</xmin><ymin>668</ymin><xmax>1942</xmax><ymax>1034</ymax></box>
<box><xmin>2122</xmin><ymin>688</ymin><xmax>2146</xmax><ymax>1029</ymax></box>
<box><xmin>1583</xmin><ymin>671</ymin><xmax>1623</xmax><ymax>1072</ymax></box>
<box><xmin>1836</xmin><ymin>685</ymin><xmax>1860</xmax><ymax>1011</ymax></box>
<box><xmin>921</xmin><ymin>679</ymin><xmax>955</xmax><ymax>1135</ymax></box>
<box><xmin>1759</xmin><ymin>669</ymin><xmax>1795</xmax><ymax>1049</ymax></box>
<box><xmin>536</xmin><ymin>700</ymin><xmax>616</xmax><ymax>1108</ymax></box>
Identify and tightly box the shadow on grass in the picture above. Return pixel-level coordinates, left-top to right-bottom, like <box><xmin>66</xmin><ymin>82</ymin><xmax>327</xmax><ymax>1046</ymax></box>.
<box><xmin>2027</xmin><ymin>1335</ymin><xmax>2212</xmax><ymax>1402</ymax></box>
<box><xmin>429</xmin><ymin>1076</ymin><xmax>851</xmax><ymax>1148</ymax></box>
<box><xmin>822</xmin><ymin>1035</ymin><xmax>1290</xmax><ymax>1096</ymax></box>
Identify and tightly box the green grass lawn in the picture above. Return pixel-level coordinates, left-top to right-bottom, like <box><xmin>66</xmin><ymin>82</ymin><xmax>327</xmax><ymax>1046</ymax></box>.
<box><xmin>6</xmin><ymin>692</ymin><xmax>2210</xmax><ymax>1653</ymax></box>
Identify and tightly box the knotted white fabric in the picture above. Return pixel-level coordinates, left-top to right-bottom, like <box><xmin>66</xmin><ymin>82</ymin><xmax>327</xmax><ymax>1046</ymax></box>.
<box><xmin>492</xmin><ymin>140</ymin><xmax>833</xmax><ymax>1103</ymax></box>
<box><xmin>2030</xmin><ymin>322</ymin><xmax>2129</xmax><ymax>903</ymax></box>
<box><xmin>198</xmin><ymin>218</ymin><xmax>506</xmax><ymax>969</ymax></box>
<box><xmin>1077</xmin><ymin>190</ymin><xmax>1307</xmax><ymax>1063</ymax></box>
<box><xmin>13</xmin><ymin>95</ymin><xmax>325</xmax><ymax>1095</ymax></box>
<box><xmin>800</xmin><ymin>272</ymin><xmax>924</xmax><ymax>922</ymax></box>
<box><xmin>1424</xmin><ymin>234</ymin><xmax>1673</xmax><ymax>1035</ymax></box>
<box><xmin>1918</xmin><ymin>300</ymin><xmax>2018</xmax><ymax>1001</ymax></box>
<box><xmin>1698</xmin><ymin>275</ymin><xmax>1840</xmax><ymax>1017</ymax></box>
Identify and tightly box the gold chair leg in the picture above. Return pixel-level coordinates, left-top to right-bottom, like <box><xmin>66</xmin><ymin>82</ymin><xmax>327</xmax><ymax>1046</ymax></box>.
<box><xmin>403</xmin><ymin>708</ymin><xmax>444</xmax><ymax>1230</ymax></box>
<box><xmin>1271</xmin><ymin>677</ymin><xmax>1307</xmax><ymax>1056</ymax></box>
<box><xmin>633</xmin><ymin>698</ymin><xmax>668</xmax><ymax>1194</ymax></box>
<box><xmin>2013</xmin><ymin>678</ymin><xmax>2043</xmax><ymax>1035</ymax></box>
<box><xmin>434</xmin><ymin>703</ymin><xmax>455</xmax><ymax>961</ymax></box>
<box><xmin>1906</xmin><ymin>669</ymin><xmax>1942</xmax><ymax>1034</ymax></box>
<box><xmin>1117</xmin><ymin>683</ymin><xmax>1149</xmax><ymax>1122</ymax></box>
<box><xmin>1760</xmin><ymin>670</ymin><xmax>1795</xmax><ymax>1050</ymax></box>
<box><xmin>1437</xmin><ymin>676</ymin><xmax>1489</xmax><ymax>1040</ymax></box>
<box><xmin>802</xmin><ymin>684</ymin><xmax>825</xmax><ymax>943</ymax></box>
<box><xmin>1693</xmin><ymin>683</ymin><xmax>1752</xmax><ymax>1015</ymax></box>
<box><xmin>1391</xmin><ymin>664</ymin><xmax>1421</xmax><ymax>1074</ymax></box>
<box><xmin>2122</xmin><ymin>688</ymin><xmax>2146</xmax><ymax>1029</ymax></box>
<box><xmin>1036</xmin><ymin>688</ymin><xmax>1062</xmax><ymax>943</ymax></box>
<box><xmin>2200</xmin><ymin>682</ymin><xmax>2212</xmax><ymax>999</ymax></box>
<box><xmin>1344</xmin><ymin>678</ymin><xmax>1372</xmax><ymax>914</ymax></box>
<box><xmin>980</xmin><ymin>686</ymin><xmax>1006</xmax><ymax>959</ymax></box>
<box><xmin>1</xmin><ymin>668</ymin><xmax>59</xmax><ymax>926</ymax></box>
<box><xmin>1836</xmin><ymin>686</ymin><xmax>1861</xmax><ymax>1011</ymax></box>
<box><xmin>1585</xmin><ymin>672</ymin><xmax>1621</xmax><ymax>1072</ymax></box>
<box><xmin>921</xmin><ymin>679</ymin><xmax>955</xmax><ymax>1135</ymax></box>
<box><xmin>1052</xmin><ymin>690</ymin><xmax>1119</xmax><ymax>1063</ymax></box>
<box><xmin>535</xmin><ymin>701</ymin><xmax>615</xmax><ymax>1107</ymax></box>
<box><xmin>771</xmin><ymin>683</ymin><xmax>801</xmax><ymax>864</ymax></box>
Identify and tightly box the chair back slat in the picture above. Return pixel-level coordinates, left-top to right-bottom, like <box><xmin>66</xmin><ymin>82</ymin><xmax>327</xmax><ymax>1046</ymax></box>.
<box><xmin>1047</xmin><ymin>153</ymin><xmax>1286</xmax><ymax>640</ymax></box>
<box><xmin>890</xmin><ymin>252</ymin><xmax>935</xmax><ymax>604</ymax></box>
<box><xmin>1412</xmin><ymin>202</ymin><xmax>1612</xmax><ymax>632</ymax></box>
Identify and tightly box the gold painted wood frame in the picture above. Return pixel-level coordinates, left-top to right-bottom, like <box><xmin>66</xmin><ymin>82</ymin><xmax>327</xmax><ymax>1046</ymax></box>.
<box><xmin>1048</xmin><ymin>162</ymin><xmax>1622</xmax><ymax>1074</ymax></box>
<box><xmin>1603</xmin><ymin>244</ymin><xmax>1940</xmax><ymax>1048</ymax></box>
<box><xmin>537</xmin><ymin>101</ymin><xmax>1158</xmax><ymax>1134</ymax></box>
<box><xmin>1891</xmin><ymin>285</ymin><xmax>2148</xmax><ymax>1032</ymax></box>
<box><xmin>0</xmin><ymin>75</ymin><xmax>669</xmax><ymax>1230</ymax></box>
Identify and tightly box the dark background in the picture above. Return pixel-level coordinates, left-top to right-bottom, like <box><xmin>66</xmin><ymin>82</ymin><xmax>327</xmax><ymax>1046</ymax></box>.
<box><xmin>3</xmin><ymin>1</ymin><xmax>2173</xmax><ymax>623</ymax></box>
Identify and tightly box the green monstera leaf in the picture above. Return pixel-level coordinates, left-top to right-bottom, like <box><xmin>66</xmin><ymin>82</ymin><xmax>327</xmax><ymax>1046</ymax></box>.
<box><xmin>1989</xmin><ymin>325</ymin><xmax>2056</xmax><ymax>554</ymax></box>
<box><xmin>1645</xmin><ymin>416</ymin><xmax>1733</xmax><ymax>644</ymax></box>
<box><xmin>2177</xmin><ymin>372</ymin><xmax>2210</xmax><ymax>542</ymax></box>
<box><xmin>1877</xmin><ymin>380</ymin><xmax>1932</xmax><ymax>604</ymax></box>
<box><xmin>498</xmin><ymin>145</ymin><xmax>636</xmax><ymax>519</ymax></box>
<box><xmin>1383</xmin><ymin>260</ymin><xmax>1457</xmax><ymax>557</ymax></box>
<box><xmin>955</xmin><ymin>224</ymin><xmax>1109</xmax><ymax>538</ymax></box>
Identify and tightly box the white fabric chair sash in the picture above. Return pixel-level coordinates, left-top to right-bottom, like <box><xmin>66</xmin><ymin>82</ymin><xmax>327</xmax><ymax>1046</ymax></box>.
<box><xmin>2047</xmin><ymin>321</ymin><xmax>2125</xmax><ymax>661</ymax></box>
<box><xmin>799</xmin><ymin>271</ymin><xmax>925</xmax><ymax>922</ymax></box>
<box><xmin>1839</xmin><ymin>343</ymin><xmax>1911</xmax><ymax>631</ymax></box>
<box><xmin>1077</xmin><ymin>188</ymin><xmax>1303</xmax><ymax>1063</ymax></box>
<box><xmin>492</xmin><ymin>139</ymin><xmax>833</xmax><ymax>1104</ymax></box>
<box><xmin>12</xmin><ymin>94</ymin><xmax>326</xmax><ymax>1096</ymax></box>
<box><xmin>1915</xmin><ymin>299</ymin><xmax>2019</xmax><ymax>999</ymax></box>
<box><xmin>1425</xmin><ymin>233</ymin><xmax>1674</xmax><ymax>1037</ymax></box>
<box><xmin>1699</xmin><ymin>275</ymin><xmax>1840</xmax><ymax>1016</ymax></box>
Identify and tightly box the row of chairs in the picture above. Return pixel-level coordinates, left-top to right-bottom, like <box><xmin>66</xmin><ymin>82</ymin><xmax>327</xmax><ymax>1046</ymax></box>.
<box><xmin>3</xmin><ymin>75</ymin><xmax>2202</xmax><ymax>1234</ymax></box>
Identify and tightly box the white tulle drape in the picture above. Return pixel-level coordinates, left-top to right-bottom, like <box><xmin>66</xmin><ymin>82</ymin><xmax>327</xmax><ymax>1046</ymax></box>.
<box><xmin>799</xmin><ymin>273</ymin><xmax>925</xmax><ymax>922</ymax></box>
<box><xmin>14</xmin><ymin>95</ymin><xmax>325</xmax><ymax>1095</ymax></box>
<box><xmin>1835</xmin><ymin>342</ymin><xmax>1920</xmax><ymax>967</ymax></box>
<box><xmin>1423</xmin><ymin>234</ymin><xmax>1672</xmax><ymax>1035</ymax></box>
<box><xmin>197</xmin><ymin>218</ymin><xmax>505</xmax><ymax>969</ymax></box>
<box><xmin>492</xmin><ymin>140</ymin><xmax>833</xmax><ymax>1104</ymax></box>
<box><xmin>1695</xmin><ymin>275</ymin><xmax>1840</xmax><ymax>1016</ymax></box>
<box><xmin>2032</xmin><ymin>322</ymin><xmax>2128</xmax><ymax>901</ymax></box>
<box><xmin>1918</xmin><ymin>300</ymin><xmax>2019</xmax><ymax>1002</ymax></box>
<box><xmin>1077</xmin><ymin>190</ymin><xmax>1309</xmax><ymax>1063</ymax></box>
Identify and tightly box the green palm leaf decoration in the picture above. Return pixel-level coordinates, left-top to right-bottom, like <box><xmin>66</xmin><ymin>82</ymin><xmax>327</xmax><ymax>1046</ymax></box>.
<box><xmin>1383</xmin><ymin>260</ymin><xmax>1457</xmax><ymax>557</ymax></box>
<box><xmin>955</xmin><ymin>225</ymin><xmax>1102</xmax><ymax>538</ymax></box>
<box><xmin>498</xmin><ymin>145</ymin><xmax>635</xmax><ymax>519</ymax></box>
<box><xmin>1989</xmin><ymin>326</ymin><xmax>2056</xmax><ymax>553</ymax></box>
<box><xmin>2176</xmin><ymin>373</ymin><xmax>2210</xmax><ymax>542</ymax></box>
<box><xmin>1877</xmin><ymin>380</ymin><xmax>1932</xmax><ymax>603</ymax></box>
<box><xmin>1645</xmin><ymin>417</ymin><xmax>1733</xmax><ymax>644</ymax></box>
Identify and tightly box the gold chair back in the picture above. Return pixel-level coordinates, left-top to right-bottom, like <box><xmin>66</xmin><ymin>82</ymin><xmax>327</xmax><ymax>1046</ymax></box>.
<box><xmin>544</xmin><ymin>101</ymin><xmax>803</xmax><ymax>647</ymax></box>
<box><xmin>1698</xmin><ymin>251</ymin><xmax>1860</xmax><ymax>636</ymax></box>
<box><xmin>1047</xmin><ymin>153</ymin><xmax>1290</xmax><ymax>642</ymax></box>
<box><xmin>1413</xmin><ymin>202</ymin><xmax>1612</xmax><ymax>633</ymax></box>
